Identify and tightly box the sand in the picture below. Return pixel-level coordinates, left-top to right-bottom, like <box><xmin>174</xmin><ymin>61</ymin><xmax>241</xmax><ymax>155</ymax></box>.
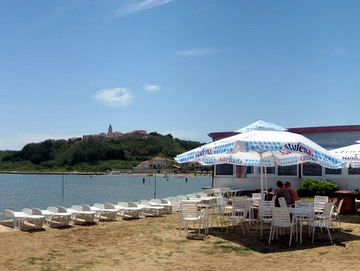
<box><xmin>0</xmin><ymin>213</ymin><xmax>360</xmax><ymax>271</ymax></box>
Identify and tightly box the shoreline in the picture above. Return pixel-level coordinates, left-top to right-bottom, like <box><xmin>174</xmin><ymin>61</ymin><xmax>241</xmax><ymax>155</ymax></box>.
<box><xmin>0</xmin><ymin>171</ymin><xmax>210</xmax><ymax>177</ymax></box>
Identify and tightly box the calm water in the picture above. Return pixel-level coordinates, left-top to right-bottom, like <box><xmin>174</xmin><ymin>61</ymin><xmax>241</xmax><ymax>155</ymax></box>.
<box><xmin>0</xmin><ymin>174</ymin><xmax>212</xmax><ymax>211</ymax></box>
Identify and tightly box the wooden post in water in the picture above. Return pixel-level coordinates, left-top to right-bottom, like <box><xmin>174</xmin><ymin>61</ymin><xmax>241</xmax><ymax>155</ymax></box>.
<box><xmin>154</xmin><ymin>173</ymin><xmax>157</xmax><ymax>199</ymax></box>
<box><xmin>62</xmin><ymin>174</ymin><xmax>65</xmax><ymax>198</ymax></box>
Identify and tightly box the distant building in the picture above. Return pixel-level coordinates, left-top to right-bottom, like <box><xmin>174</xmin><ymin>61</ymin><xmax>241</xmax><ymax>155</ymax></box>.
<box><xmin>140</xmin><ymin>157</ymin><xmax>171</xmax><ymax>169</ymax></box>
<box><xmin>83</xmin><ymin>125</ymin><xmax>146</xmax><ymax>140</ymax></box>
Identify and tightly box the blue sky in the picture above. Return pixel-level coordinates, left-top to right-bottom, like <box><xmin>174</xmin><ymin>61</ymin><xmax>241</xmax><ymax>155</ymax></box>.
<box><xmin>0</xmin><ymin>0</ymin><xmax>359</xmax><ymax>150</ymax></box>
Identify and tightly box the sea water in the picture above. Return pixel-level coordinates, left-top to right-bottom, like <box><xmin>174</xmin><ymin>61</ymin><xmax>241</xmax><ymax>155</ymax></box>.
<box><xmin>0</xmin><ymin>174</ymin><xmax>211</xmax><ymax>211</ymax></box>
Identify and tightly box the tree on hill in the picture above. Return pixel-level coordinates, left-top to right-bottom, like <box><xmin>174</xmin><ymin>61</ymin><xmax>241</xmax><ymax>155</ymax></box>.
<box><xmin>0</xmin><ymin>133</ymin><xmax>204</xmax><ymax>172</ymax></box>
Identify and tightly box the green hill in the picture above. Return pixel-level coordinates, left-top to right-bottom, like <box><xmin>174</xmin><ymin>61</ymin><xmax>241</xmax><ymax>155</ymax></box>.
<box><xmin>0</xmin><ymin>132</ymin><xmax>204</xmax><ymax>173</ymax></box>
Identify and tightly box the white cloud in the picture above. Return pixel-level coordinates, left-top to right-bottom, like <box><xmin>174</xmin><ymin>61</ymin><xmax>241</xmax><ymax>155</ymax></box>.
<box><xmin>116</xmin><ymin>0</ymin><xmax>174</xmax><ymax>17</ymax></box>
<box><xmin>144</xmin><ymin>84</ymin><xmax>160</xmax><ymax>92</ymax></box>
<box><xmin>176</xmin><ymin>48</ymin><xmax>217</xmax><ymax>56</ymax></box>
<box><xmin>321</xmin><ymin>48</ymin><xmax>347</xmax><ymax>56</ymax></box>
<box><xmin>94</xmin><ymin>88</ymin><xmax>133</xmax><ymax>107</ymax></box>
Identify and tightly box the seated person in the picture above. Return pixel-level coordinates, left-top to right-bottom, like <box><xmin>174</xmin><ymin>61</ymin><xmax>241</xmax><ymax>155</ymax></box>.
<box><xmin>285</xmin><ymin>181</ymin><xmax>298</xmax><ymax>206</ymax></box>
<box><xmin>273</xmin><ymin>180</ymin><xmax>291</xmax><ymax>206</ymax></box>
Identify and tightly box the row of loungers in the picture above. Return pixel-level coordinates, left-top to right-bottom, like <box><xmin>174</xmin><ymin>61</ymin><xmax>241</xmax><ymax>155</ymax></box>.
<box><xmin>0</xmin><ymin>190</ymin><xmax>222</xmax><ymax>231</ymax></box>
<box><xmin>0</xmin><ymin>198</ymin><xmax>175</xmax><ymax>230</ymax></box>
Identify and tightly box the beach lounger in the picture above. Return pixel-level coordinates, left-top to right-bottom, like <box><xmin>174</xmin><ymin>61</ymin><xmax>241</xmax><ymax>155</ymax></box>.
<box><xmin>113</xmin><ymin>202</ymin><xmax>144</xmax><ymax>219</ymax></box>
<box><xmin>32</xmin><ymin>207</ymin><xmax>72</xmax><ymax>227</ymax></box>
<box><xmin>1</xmin><ymin>209</ymin><xmax>46</xmax><ymax>230</ymax></box>
<box><xmin>169</xmin><ymin>196</ymin><xmax>182</xmax><ymax>213</ymax></box>
<box><xmin>150</xmin><ymin>198</ymin><xmax>172</xmax><ymax>214</ymax></box>
<box><xmin>81</xmin><ymin>204</ymin><xmax>118</xmax><ymax>221</ymax></box>
<box><xmin>103</xmin><ymin>203</ymin><xmax>125</xmax><ymax>220</ymax></box>
<box><xmin>139</xmin><ymin>200</ymin><xmax>164</xmax><ymax>216</ymax></box>
<box><xmin>61</xmin><ymin>205</ymin><xmax>97</xmax><ymax>224</ymax></box>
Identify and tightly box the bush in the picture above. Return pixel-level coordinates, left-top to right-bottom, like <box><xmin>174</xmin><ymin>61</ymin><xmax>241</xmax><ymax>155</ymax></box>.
<box><xmin>297</xmin><ymin>178</ymin><xmax>340</xmax><ymax>197</ymax></box>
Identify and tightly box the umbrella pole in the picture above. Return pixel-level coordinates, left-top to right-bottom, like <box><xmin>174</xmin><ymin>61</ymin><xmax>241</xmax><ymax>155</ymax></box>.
<box><xmin>260</xmin><ymin>152</ymin><xmax>264</xmax><ymax>198</ymax></box>
<box><xmin>265</xmin><ymin>167</ymin><xmax>268</xmax><ymax>192</ymax></box>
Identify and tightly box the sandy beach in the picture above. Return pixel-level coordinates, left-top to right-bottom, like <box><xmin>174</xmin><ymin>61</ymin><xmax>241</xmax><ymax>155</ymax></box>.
<box><xmin>0</xmin><ymin>211</ymin><xmax>360</xmax><ymax>271</ymax></box>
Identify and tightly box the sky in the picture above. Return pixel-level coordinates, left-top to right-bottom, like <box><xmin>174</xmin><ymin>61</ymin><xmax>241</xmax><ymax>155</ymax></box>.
<box><xmin>0</xmin><ymin>0</ymin><xmax>359</xmax><ymax>151</ymax></box>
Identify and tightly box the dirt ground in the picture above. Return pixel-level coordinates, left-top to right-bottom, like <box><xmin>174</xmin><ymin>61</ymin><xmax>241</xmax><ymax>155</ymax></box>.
<box><xmin>0</xmin><ymin>212</ymin><xmax>360</xmax><ymax>271</ymax></box>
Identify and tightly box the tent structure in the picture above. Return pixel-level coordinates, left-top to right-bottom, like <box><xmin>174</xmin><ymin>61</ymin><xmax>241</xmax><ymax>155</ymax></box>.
<box><xmin>236</xmin><ymin>120</ymin><xmax>286</xmax><ymax>133</ymax></box>
<box><xmin>330</xmin><ymin>141</ymin><xmax>360</xmax><ymax>168</ymax></box>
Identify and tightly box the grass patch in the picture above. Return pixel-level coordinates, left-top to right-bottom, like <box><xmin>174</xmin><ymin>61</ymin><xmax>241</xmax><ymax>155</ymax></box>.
<box><xmin>165</xmin><ymin>251</ymin><xmax>174</xmax><ymax>257</ymax></box>
<box><xmin>216</xmin><ymin>244</ymin><xmax>251</xmax><ymax>253</ymax></box>
<box><xmin>212</xmin><ymin>240</ymin><xmax>252</xmax><ymax>254</ymax></box>
<box><xmin>175</xmin><ymin>239</ymin><xmax>190</xmax><ymax>244</ymax></box>
<box><xmin>152</xmin><ymin>236</ymin><xmax>165</xmax><ymax>245</ymax></box>
<box><xmin>71</xmin><ymin>248</ymin><xmax>88</xmax><ymax>253</ymax></box>
<box><xmin>28</xmin><ymin>257</ymin><xmax>48</xmax><ymax>265</ymax></box>
<box><xmin>202</xmin><ymin>249</ymin><xmax>217</xmax><ymax>256</ymax></box>
<box><xmin>212</xmin><ymin>240</ymin><xmax>229</xmax><ymax>245</ymax></box>
<box><xmin>111</xmin><ymin>259</ymin><xmax>121</xmax><ymax>267</ymax></box>
<box><xmin>28</xmin><ymin>256</ymin><xmax>62</xmax><ymax>271</ymax></box>
<box><xmin>163</xmin><ymin>223</ymin><xmax>174</xmax><ymax>230</ymax></box>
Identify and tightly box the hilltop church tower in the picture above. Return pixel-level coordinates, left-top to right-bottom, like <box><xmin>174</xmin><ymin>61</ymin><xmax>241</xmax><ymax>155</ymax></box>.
<box><xmin>108</xmin><ymin>124</ymin><xmax>113</xmax><ymax>135</ymax></box>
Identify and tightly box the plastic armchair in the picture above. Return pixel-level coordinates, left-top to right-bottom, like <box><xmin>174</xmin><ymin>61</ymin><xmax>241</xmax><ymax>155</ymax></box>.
<box><xmin>250</xmin><ymin>193</ymin><xmax>264</xmax><ymax>223</ymax></box>
<box><xmin>226</xmin><ymin>197</ymin><xmax>249</xmax><ymax>235</ymax></box>
<box><xmin>179</xmin><ymin>202</ymin><xmax>205</xmax><ymax>237</ymax></box>
<box><xmin>208</xmin><ymin>197</ymin><xmax>228</xmax><ymax>230</ymax></box>
<box><xmin>269</xmin><ymin>207</ymin><xmax>295</xmax><ymax>246</ymax></box>
<box><xmin>311</xmin><ymin>202</ymin><xmax>334</xmax><ymax>244</ymax></box>
<box><xmin>333</xmin><ymin>199</ymin><xmax>344</xmax><ymax>229</ymax></box>
<box><xmin>278</xmin><ymin>197</ymin><xmax>287</xmax><ymax>208</ymax></box>
<box><xmin>314</xmin><ymin>196</ymin><xmax>329</xmax><ymax>214</ymax></box>
<box><xmin>257</xmin><ymin>200</ymin><xmax>274</xmax><ymax>236</ymax></box>
<box><xmin>294</xmin><ymin>201</ymin><xmax>314</xmax><ymax>240</ymax></box>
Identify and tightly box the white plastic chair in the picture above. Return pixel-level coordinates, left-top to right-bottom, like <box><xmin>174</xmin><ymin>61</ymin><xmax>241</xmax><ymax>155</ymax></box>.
<box><xmin>209</xmin><ymin>197</ymin><xmax>228</xmax><ymax>230</ymax></box>
<box><xmin>278</xmin><ymin>197</ymin><xmax>287</xmax><ymax>208</ymax></box>
<box><xmin>250</xmin><ymin>193</ymin><xmax>264</xmax><ymax>223</ymax></box>
<box><xmin>314</xmin><ymin>196</ymin><xmax>329</xmax><ymax>214</ymax></box>
<box><xmin>169</xmin><ymin>197</ymin><xmax>181</xmax><ymax>213</ymax></box>
<box><xmin>294</xmin><ymin>201</ymin><xmax>314</xmax><ymax>241</ymax></box>
<box><xmin>269</xmin><ymin>207</ymin><xmax>295</xmax><ymax>246</ymax></box>
<box><xmin>257</xmin><ymin>200</ymin><xmax>274</xmax><ymax>236</ymax></box>
<box><xmin>179</xmin><ymin>203</ymin><xmax>205</xmax><ymax>237</ymax></box>
<box><xmin>311</xmin><ymin>202</ymin><xmax>334</xmax><ymax>244</ymax></box>
<box><xmin>332</xmin><ymin>199</ymin><xmax>344</xmax><ymax>229</ymax></box>
<box><xmin>226</xmin><ymin>197</ymin><xmax>249</xmax><ymax>235</ymax></box>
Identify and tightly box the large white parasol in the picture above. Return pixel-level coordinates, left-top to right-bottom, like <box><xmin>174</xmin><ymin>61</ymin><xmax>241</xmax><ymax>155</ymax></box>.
<box><xmin>175</xmin><ymin>122</ymin><xmax>344</xmax><ymax>195</ymax></box>
<box><xmin>329</xmin><ymin>141</ymin><xmax>360</xmax><ymax>168</ymax></box>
